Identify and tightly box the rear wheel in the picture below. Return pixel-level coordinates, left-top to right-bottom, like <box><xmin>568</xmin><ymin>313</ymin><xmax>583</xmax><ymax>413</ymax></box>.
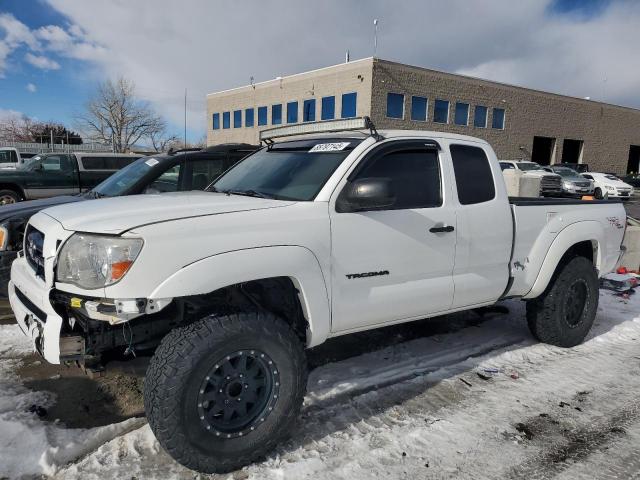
<box><xmin>144</xmin><ymin>310</ymin><xmax>307</xmax><ymax>473</ymax></box>
<box><xmin>526</xmin><ymin>256</ymin><xmax>599</xmax><ymax>347</ymax></box>
<box><xmin>0</xmin><ymin>189</ymin><xmax>20</xmax><ymax>205</ymax></box>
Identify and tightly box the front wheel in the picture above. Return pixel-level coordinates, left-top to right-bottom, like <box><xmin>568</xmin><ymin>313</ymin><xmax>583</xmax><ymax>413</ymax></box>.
<box><xmin>144</xmin><ymin>311</ymin><xmax>307</xmax><ymax>473</ymax></box>
<box><xmin>594</xmin><ymin>187</ymin><xmax>603</xmax><ymax>199</ymax></box>
<box><xmin>526</xmin><ymin>256</ymin><xmax>599</xmax><ymax>347</ymax></box>
<box><xmin>0</xmin><ymin>189</ymin><xmax>20</xmax><ymax>205</ymax></box>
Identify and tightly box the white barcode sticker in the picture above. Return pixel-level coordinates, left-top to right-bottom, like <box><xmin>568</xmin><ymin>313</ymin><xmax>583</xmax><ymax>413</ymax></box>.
<box><xmin>309</xmin><ymin>142</ymin><xmax>351</xmax><ymax>152</ymax></box>
<box><xmin>145</xmin><ymin>158</ymin><xmax>159</xmax><ymax>166</ymax></box>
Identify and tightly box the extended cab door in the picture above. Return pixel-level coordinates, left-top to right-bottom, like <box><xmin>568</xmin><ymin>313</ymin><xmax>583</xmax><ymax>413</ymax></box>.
<box><xmin>448</xmin><ymin>142</ymin><xmax>513</xmax><ymax>308</ymax></box>
<box><xmin>24</xmin><ymin>154</ymin><xmax>79</xmax><ymax>199</ymax></box>
<box><xmin>329</xmin><ymin>140</ymin><xmax>456</xmax><ymax>333</ymax></box>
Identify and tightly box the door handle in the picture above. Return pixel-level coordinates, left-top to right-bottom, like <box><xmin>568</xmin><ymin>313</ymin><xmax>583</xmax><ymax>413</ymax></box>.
<box><xmin>429</xmin><ymin>225</ymin><xmax>455</xmax><ymax>233</ymax></box>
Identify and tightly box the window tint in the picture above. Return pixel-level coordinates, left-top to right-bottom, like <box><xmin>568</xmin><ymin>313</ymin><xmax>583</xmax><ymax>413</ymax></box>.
<box><xmin>81</xmin><ymin>156</ymin><xmax>136</xmax><ymax>170</ymax></box>
<box><xmin>287</xmin><ymin>101</ymin><xmax>298</xmax><ymax>123</ymax></box>
<box><xmin>245</xmin><ymin>108</ymin><xmax>254</xmax><ymax>127</ymax></box>
<box><xmin>474</xmin><ymin>106</ymin><xmax>487</xmax><ymax>128</ymax></box>
<box><xmin>233</xmin><ymin>110</ymin><xmax>242</xmax><ymax>128</ymax></box>
<box><xmin>411</xmin><ymin>96</ymin><xmax>428</xmax><ymax>121</ymax></box>
<box><xmin>303</xmin><ymin>99</ymin><xmax>316</xmax><ymax>122</ymax></box>
<box><xmin>145</xmin><ymin>164</ymin><xmax>180</xmax><ymax>194</ymax></box>
<box><xmin>492</xmin><ymin>108</ymin><xmax>505</xmax><ymax>129</ymax></box>
<box><xmin>188</xmin><ymin>158</ymin><xmax>225</xmax><ymax>189</ymax></box>
<box><xmin>272</xmin><ymin>104</ymin><xmax>282</xmax><ymax>125</ymax></box>
<box><xmin>41</xmin><ymin>155</ymin><xmax>62</xmax><ymax>171</ymax></box>
<box><xmin>212</xmin><ymin>113</ymin><xmax>220</xmax><ymax>130</ymax></box>
<box><xmin>321</xmin><ymin>96</ymin><xmax>335</xmax><ymax>120</ymax></box>
<box><xmin>583</xmin><ymin>174</ymin><xmax>593</xmax><ymax>180</ymax></box>
<box><xmin>500</xmin><ymin>162</ymin><xmax>515</xmax><ymax>170</ymax></box>
<box><xmin>352</xmin><ymin>146</ymin><xmax>441</xmax><ymax>209</ymax></box>
<box><xmin>433</xmin><ymin>99</ymin><xmax>449</xmax><ymax>123</ymax></box>
<box><xmin>341</xmin><ymin>92</ymin><xmax>357</xmax><ymax>118</ymax></box>
<box><xmin>450</xmin><ymin>144</ymin><xmax>495</xmax><ymax>205</ymax></box>
<box><xmin>386</xmin><ymin>93</ymin><xmax>404</xmax><ymax>119</ymax></box>
<box><xmin>223</xmin><ymin>111</ymin><xmax>230</xmax><ymax>129</ymax></box>
<box><xmin>454</xmin><ymin>102</ymin><xmax>469</xmax><ymax>126</ymax></box>
<box><xmin>258</xmin><ymin>106</ymin><xmax>268</xmax><ymax>126</ymax></box>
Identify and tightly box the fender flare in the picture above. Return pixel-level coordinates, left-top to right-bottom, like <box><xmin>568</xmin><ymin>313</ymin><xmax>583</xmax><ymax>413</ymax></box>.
<box><xmin>523</xmin><ymin>220</ymin><xmax>603</xmax><ymax>299</ymax></box>
<box><xmin>150</xmin><ymin>245</ymin><xmax>331</xmax><ymax>347</ymax></box>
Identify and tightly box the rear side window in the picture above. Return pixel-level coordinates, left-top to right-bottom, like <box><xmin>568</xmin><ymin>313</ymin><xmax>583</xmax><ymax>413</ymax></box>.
<box><xmin>353</xmin><ymin>146</ymin><xmax>441</xmax><ymax>209</ymax></box>
<box><xmin>450</xmin><ymin>144</ymin><xmax>495</xmax><ymax>205</ymax></box>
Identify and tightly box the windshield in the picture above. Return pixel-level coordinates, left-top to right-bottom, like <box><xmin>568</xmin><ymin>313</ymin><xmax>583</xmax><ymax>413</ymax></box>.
<box><xmin>211</xmin><ymin>140</ymin><xmax>359</xmax><ymax>201</ymax></box>
<box><xmin>604</xmin><ymin>174</ymin><xmax>621</xmax><ymax>181</ymax></box>
<box><xmin>518</xmin><ymin>162</ymin><xmax>542</xmax><ymax>171</ymax></box>
<box><xmin>554</xmin><ymin>167</ymin><xmax>579</xmax><ymax>178</ymax></box>
<box><xmin>92</xmin><ymin>156</ymin><xmax>162</xmax><ymax>197</ymax></box>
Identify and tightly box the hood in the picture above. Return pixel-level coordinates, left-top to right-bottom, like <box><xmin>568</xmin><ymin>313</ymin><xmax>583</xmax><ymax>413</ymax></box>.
<box><xmin>0</xmin><ymin>195</ymin><xmax>83</xmax><ymax>223</ymax></box>
<box><xmin>41</xmin><ymin>191</ymin><xmax>296</xmax><ymax>234</ymax></box>
<box><xmin>521</xmin><ymin>170</ymin><xmax>558</xmax><ymax>178</ymax></box>
<box><xmin>562</xmin><ymin>175</ymin><xmax>589</xmax><ymax>183</ymax></box>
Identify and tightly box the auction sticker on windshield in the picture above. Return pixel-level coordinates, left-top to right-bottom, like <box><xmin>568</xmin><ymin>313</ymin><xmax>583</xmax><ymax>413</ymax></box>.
<box><xmin>309</xmin><ymin>142</ymin><xmax>351</xmax><ymax>153</ymax></box>
<box><xmin>145</xmin><ymin>158</ymin><xmax>159</xmax><ymax>166</ymax></box>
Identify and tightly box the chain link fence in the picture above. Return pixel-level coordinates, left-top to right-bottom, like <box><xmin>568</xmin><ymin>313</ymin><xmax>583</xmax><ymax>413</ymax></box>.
<box><xmin>0</xmin><ymin>141</ymin><xmax>113</xmax><ymax>154</ymax></box>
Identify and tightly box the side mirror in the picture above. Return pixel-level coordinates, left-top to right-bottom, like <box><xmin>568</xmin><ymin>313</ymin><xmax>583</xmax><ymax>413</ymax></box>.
<box><xmin>337</xmin><ymin>177</ymin><xmax>396</xmax><ymax>213</ymax></box>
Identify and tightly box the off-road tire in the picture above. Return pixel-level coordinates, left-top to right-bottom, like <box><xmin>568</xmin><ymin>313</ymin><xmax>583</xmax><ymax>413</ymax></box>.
<box><xmin>144</xmin><ymin>310</ymin><xmax>307</xmax><ymax>473</ymax></box>
<box><xmin>526</xmin><ymin>256</ymin><xmax>599</xmax><ymax>347</ymax></box>
<box><xmin>0</xmin><ymin>189</ymin><xmax>20</xmax><ymax>205</ymax></box>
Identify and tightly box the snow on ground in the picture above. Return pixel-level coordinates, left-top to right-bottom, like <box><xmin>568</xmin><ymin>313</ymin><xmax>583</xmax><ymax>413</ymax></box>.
<box><xmin>1</xmin><ymin>291</ymin><xmax>640</xmax><ymax>479</ymax></box>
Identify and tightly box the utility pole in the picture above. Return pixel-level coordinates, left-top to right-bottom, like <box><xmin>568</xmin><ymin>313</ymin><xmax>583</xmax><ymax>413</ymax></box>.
<box><xmin>373</xmin><ymin>19</ymin><xmax>379</xmax><ymax>57</ymax></box>
<box><xmin>184</xmin><ymin>88</ymin><xmax>187</xmax><ymax>148</ymax></box>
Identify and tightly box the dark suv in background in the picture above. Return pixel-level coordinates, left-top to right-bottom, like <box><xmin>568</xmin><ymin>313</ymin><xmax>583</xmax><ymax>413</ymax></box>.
<box><xmin>0</xmin><ymin>143</ymin><xmax>258</xmax><ymax>295</ymax></box>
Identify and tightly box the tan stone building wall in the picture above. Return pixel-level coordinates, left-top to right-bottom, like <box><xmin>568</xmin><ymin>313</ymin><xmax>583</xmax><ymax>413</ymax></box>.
<box><xmin>206</xmin><ymin>57</ymin><xmax>640</xmax><ymax>174</ymax></box>
<box><xmin>206</xmin><ymin>58</ymin><xmax>373</xmax><ymax>145</ymax></box>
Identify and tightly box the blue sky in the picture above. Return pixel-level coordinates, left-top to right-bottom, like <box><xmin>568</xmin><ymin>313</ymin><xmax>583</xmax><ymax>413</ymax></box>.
<box><xmin>0</xmin><ymin>0</ymin><xmax>638</xmax><ymax>145</ymax></box>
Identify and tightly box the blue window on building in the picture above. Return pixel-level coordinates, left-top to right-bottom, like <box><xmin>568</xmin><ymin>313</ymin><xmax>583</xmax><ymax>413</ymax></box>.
<box><xmin>411</xmin><ymin>96</ymin><xmax>428</xmax><ymax>121</ymax></box>
<box><xmin>212</xmin><ymin>113</ymin><xmax>220</xmax><ymax>130</ymax></box>
<box><xmin>433</xmin><ymin>100</ymin><xmax>449</xmax><ymax>123</ymax></box>
<box><xmin>223</xmin><ymin>111</ymin><xmax>230</xmax><ymax>129</ymax></box>
<box><xmin>303</xmin><ymin>99</ymin><xmax>316</xmax><ymax>122</ymax></box>
<box><xmin>492</xmin><ymin>108</ymin><xmax>505</xmax><ymax>129</ymax></box>
<box><xmin>454</xmin><ymin>102</ymin><xmax>469</xmax><ymax>126</ymax></box>
<box><xmin>272</xmin><ymin>104</ymin><xmax>282</xmax><ymax>125</ymax></box>
<box><xmin>233</xmin><ymin>110</ymin><xmax>242</xmax><ymax>128</ymax></box>
<box><xmin>341</xmin><ymin>92</ymin><xmax>357</xmax><ymax>118</ymax></box>
<box><xmin>321</xmin><ymin>96</ymin><xmax>335</xmax><ymax>120</ymax></box>
<box><xmin>287</xmin><ymin>101</ymin><xmax>298</xmax><ymax>123</ymax></box>
<box><xmin>386</xmin><ymin>93</ymin><xmax>404</xmax><ymax>119</ymax></box>
<box><xmin>474</xmin><ymin>106</ymin><xmax>487</xmax><ymax>128</ymax></box>
<box><xmin>245</xmin><ymin>108</ymin><xmax>254</xmax><ymax>127</ymax></box>
<box><xmin>258</xmin><ymin>106</ymin><xmax>268</xmax><ymax>126</ymax></box>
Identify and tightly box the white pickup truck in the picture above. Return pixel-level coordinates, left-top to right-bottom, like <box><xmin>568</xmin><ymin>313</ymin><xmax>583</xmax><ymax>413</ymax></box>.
<box><xmin>8</xmin><ymin>118</ymin><xmax>626</xmax><ymax>473</ymax></box>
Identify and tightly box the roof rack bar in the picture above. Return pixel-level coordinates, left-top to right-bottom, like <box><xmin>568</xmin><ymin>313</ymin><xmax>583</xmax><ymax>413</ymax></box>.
<box><xmin>259</xmin><ymin>116</ymin><xmax>382</xmax><ymax>143</ymax></box>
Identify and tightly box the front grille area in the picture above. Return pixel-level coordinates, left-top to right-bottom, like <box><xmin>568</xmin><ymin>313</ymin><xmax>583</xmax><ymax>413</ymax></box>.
<box><xmin>540</xmin><ymin>176</ymin><xmax>562</xmax><ymax>193</ymax></box>
<box><xmin>24</xmin><ymin>225</ymin><xmax>45</xmax><ymax>280</ymax></box>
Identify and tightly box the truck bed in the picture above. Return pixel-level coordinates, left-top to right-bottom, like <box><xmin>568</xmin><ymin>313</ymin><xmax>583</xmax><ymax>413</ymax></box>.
<box><xmin>506</xmin><ymin>198</ymin><xmax>626</xmax><ymax>298</ymax></box>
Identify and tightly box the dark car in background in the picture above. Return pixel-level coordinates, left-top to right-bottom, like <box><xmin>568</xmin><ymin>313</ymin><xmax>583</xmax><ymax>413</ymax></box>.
<box><xmin>0</xmin><ymin>143</ymin><xmax>258</xmax><ymax>295</ymax></box>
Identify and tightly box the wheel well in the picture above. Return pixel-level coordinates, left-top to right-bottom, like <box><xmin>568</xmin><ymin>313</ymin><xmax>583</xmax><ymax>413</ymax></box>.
<box><xmin>558</xmin><ymin>240</ymin><xmax>596</xmax><ymax>269</ymax></box>
<box><xmin>180</xmin><ymin>277</ymin><xmax>309</xmax><ymax>344</ymax></box>
<box><xmin>0</xmin><ymin>183</ymin><xmax>24</xmax><ymax>199</ymax></box>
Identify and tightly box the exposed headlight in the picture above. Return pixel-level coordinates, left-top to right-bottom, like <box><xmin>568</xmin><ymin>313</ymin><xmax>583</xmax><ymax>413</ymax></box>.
<box><xmin>56</xmin><ymin>234</ymin><xmax>143</xmax><ymax>289</ymax></box>
<box><xmin>605</xmin><ymin>185</ymin><xmax>615</xmax><ymax>191</ymax></box>
<box><xmin>563</xmin><ymin>181</ymin><xmax>573</xmax><ymax>188</ymax></box>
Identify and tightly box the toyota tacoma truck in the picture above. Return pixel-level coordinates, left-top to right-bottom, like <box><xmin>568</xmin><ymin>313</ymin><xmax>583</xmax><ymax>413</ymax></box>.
<box><xmin>8</xmin><ymin>118</ymin><xmax>626</xmax><ymax>473</ymax></box>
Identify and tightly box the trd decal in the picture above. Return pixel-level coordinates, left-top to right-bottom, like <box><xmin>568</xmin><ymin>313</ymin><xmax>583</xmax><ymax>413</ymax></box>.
<box><xmin>346</xmin><ymin>270</ymin><xmax>389</xmax><ymax>280</ymax></box>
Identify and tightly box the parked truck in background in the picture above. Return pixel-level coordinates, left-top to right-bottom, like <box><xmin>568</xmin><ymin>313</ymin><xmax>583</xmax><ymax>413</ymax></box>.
<box><xmin>499</xmin><ymin>160</ymin><xmax>562</xmax><ymax>197</ymax></box>
<box><xmin>8</xmin><ymin>118</ymin><xmax>627</xmax><ymax>473</ymax></box>
<box><xmin>0</xmin><ymin>152</ymin><xmax>143</xmax><ymax>204</ymax></box>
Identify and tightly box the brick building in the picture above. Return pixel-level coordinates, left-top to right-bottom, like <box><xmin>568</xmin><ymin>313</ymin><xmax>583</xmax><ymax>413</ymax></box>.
<box><xmin>207</xmin><ymin>57</ymin><xmax>640</xmax><ymax>174</ymax></box>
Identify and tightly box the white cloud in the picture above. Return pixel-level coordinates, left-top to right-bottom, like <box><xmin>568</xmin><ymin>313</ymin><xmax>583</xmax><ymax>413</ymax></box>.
<box><xmin>24</xmin><ymin>52</ymin><xmax>60</xmax><ymax>70</ymax></box>
<box><xmin>26</xmin><ymin>82</ymin><xmax>36</xmax><ymax>93</ymax></box>
<box><xmin>39</xmin><ymin>0</ymin><xmax>640</xmax><ymax>138</ymax></box>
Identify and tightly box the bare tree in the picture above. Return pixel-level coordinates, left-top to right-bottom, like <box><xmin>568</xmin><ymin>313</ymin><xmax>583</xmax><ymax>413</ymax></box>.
<box><xmin>77</xmin><ymin>77</ymin><xmax>165</xmax><ymax>152</ymax></box>
<box><xmin>147</xmin><ymin>129</ymin><xmax>181</xmax><ymax>152</ymax></box>
<box><xmin>0</xmin><ymin>114</ymin><xmax>35</xmax><ymax>142</ymax></box>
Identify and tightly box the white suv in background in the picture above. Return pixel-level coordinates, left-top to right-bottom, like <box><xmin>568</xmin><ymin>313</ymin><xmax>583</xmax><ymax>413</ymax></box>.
<box><xmin>582</xmin><ymin>172</ymin><xmax>634</xmax><ymax>200</ymax></box>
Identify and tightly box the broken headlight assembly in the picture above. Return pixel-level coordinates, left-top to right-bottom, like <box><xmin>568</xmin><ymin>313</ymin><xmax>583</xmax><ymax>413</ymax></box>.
<box><xmin>56</xmin><ymin>233</ymin><xmax>143</xmax><ymax>289</ymax></box>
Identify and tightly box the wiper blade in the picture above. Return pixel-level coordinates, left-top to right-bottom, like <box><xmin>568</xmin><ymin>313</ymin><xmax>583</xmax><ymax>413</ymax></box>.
<box><xmin>223</xmin><ymin>189</ymin><xmax>274</xmax><ymax>199</ymax></box>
